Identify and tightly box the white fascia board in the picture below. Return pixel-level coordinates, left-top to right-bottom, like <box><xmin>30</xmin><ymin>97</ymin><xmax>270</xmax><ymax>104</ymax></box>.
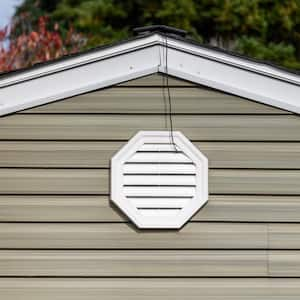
<box><xmin>156</xmin><ymin>36</ymin><xmax>300</xmax><ymax>114</ymax></box>
<box><xmin>0</xmin><ymin>35</ymin><xmax>161</xmax><ymax>88</ymax></box>
<box><xmin>161</xmin><ymin>37</ymin><xmax>300</xmax><ymax>85</ymax></box>
<box><xmin>0</xmin><ymin>37</ymin><xmax>161</xmax><ymax>116</ymax></box>
<box><xmin>0</xmin><ymin>33</ymin><xmax>299</xmax><ymax>116</ymax></box>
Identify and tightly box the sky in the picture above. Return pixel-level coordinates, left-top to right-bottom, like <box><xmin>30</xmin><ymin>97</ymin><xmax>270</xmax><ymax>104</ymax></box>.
<box><xmin>0</xmin><ymin>0</ymin><xmax>22</xmax><ymax>29</ymax></box>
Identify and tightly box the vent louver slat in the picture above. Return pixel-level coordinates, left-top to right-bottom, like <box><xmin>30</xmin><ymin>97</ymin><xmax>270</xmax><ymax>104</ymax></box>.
<box><xmin>123</xmin><ymin>186</ymin><xmax>195</xmax><ymax>197</ymax></box>
<box><xmin>123</xmin><ymin>164</ymin><xmax>195</xmax><ymax>174</ymax></box>
<box><xmin>124</xmin><ymin>175</ymin><xmax>196</xmax><ymax>186</ymax></box>
<box><xmin>124</xmin><ymin>143</ymin><xmax>195</xmax><ymax>217</ymax></box>
<box><xmin>130</xmin><ymin>197</ymin><xmax>190</xmax><ymax>208</ymax></box>
<box><xmin>128</xmin><ymin>152</ymin><xmax>191</xmax><ymax>163</ymax></box>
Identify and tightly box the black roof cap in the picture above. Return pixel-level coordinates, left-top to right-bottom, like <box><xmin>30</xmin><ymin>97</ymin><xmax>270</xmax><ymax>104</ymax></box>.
<box><xmin>133</xmin><ymin>25</ymin><xmax>187</xmax><ymax>38</ymax></box>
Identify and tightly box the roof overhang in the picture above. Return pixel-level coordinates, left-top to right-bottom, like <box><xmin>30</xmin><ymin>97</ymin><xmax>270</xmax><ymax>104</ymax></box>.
<box><xmin>0</xmin><ymin>33</ymin><xmax>299</xmax><ymax>116</ymax></box>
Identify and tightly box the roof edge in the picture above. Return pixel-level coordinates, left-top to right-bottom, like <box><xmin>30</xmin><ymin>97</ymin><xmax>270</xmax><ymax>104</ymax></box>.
<box><xmin>0</xmin><ymin>32</ymin><xmax>299</xmax><ymax>115</ymax></box>
<box><xmin>0</xmin><ymin>33</ymin><xmax>299</xmax><ymax>89</ymax></box>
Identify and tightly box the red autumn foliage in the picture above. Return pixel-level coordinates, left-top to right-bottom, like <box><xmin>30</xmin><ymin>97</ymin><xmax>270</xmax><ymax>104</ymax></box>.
<box><xmin>0</xmin><ymin>16</ymin><xmax>86</xmax><ymax>72</ymax></box>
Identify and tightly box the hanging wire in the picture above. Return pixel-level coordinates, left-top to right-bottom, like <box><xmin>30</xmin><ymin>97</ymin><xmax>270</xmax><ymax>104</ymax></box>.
<box><xmin>161</xmin><ymin>52</ymin><xmax>168</xmax><ymax>130</ymax></box>
<box><xmin>163</xmin><ymin>35</ymin><xmax>178</xmax><ymax>152</ymax></box>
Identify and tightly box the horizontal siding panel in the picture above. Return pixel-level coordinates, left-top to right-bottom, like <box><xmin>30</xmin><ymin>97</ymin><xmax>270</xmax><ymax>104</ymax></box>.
<box><xmin>210</xmin><ymin>169</ymin><xmax>300</xmax><ymax>195</ymax></box>
<box><xmin>269</xmin><ymin>224</ymin><xmax>300</xmax><ymax>249</ymax></box>
<box><xmin>0</xmin><ymin>169</ymin><xmax>109</xmax><ymax>194</ymax></box>
<box><xmin>195</xmin><ymin>195</ymin><xmax>300</xmax><ymax>222</ymax></box>
<box><xmin>0</xmin><ymin>115</ymin><xmax>299</xmax><ymax>141</ymax></box>
<box><xmin>269</xmin><ymin>251</ymin><xmax>300</xmax><ymax>277</ymax></box>
<box><xmin>0</xmin><ymin>168</ymin><xmax>299</xmax><ymax>195</ymax></box>
<box><xmin>1</xmin><ymin>222</ymin><xmax>299</xmax><ymax>249</ymax></box>
<box><xmin>0</xmin><ymin>195</ymin><xmax>124</xmax><ymax>222</ymax></box>
<box><xmin>118</xmin><ymin>74</ymin><xmax>196</xmax><ymax>86</ymax></box>
<box><xmin>2</xmin><ymin>278</ymin><xmax>300</xmax><ymax>300</ymax></box>
<box><xmin>199</xmin><ymin>142</ymin><xmax>300</xmax><ymax>169</ymax></box>
<box><xmin>1</xmin><ymin>141</ymin><xmax>299</xmax><ymax>169</ymax></box>
<box><xmin>0</xmin><ymin>223</ymin><xmax>267</xmax><ymax>249</ymax></box>
<box><xmin>0</xmin><ymin>141</ymin><xmax>122</xmax><ymax>168</ymax></box>
<box><xmin>1</xmin><ymin>195</ymin><xmax>300</xmax><ymax>222</ymax></box>
<box><xmin>0</xmin><ymin>250</ymin><xmax>267</xmax><ymax>277</ymax></box>
<box><xmin>23</xmin><ymin>87</ymin><xmax>287</xmax><ymax>114</ymax></box>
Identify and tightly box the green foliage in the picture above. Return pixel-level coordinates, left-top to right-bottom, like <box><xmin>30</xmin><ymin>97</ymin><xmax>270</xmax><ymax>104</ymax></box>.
<box><xmin>13</xmin><ymin>0</ymin><xmax>300</xmax><ymax>70</ymax></box>
<box><xmin>236</xmin><ymin>36</ymin><xmax>300</xmax><ymax>69</ymax></box>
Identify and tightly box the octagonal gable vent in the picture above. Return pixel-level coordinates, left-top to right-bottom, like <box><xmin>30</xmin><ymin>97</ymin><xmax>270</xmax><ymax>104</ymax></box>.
<box><xmin>111</xmin><ymin>131</ymin><xmax>208</xmax><ymax>229</ymax></box>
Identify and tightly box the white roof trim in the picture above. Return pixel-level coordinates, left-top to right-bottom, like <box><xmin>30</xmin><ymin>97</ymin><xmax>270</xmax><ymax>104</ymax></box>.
<box><xmin>0</xmin><ymin>33</ymin><xmax>299</xmax><ymax>115</ymax></box>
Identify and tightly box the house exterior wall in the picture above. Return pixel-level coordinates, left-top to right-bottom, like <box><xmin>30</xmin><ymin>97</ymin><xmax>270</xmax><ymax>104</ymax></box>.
<box><xmin>0</xmin><ymin>74</ymin><xmax>300</xmax><ymax>299</ymax></box>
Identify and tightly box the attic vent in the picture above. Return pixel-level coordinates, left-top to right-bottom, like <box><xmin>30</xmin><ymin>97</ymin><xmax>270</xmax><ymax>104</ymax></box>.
<box><xmin>111</xmin><ymin>131</ymin><xmax>208</xmax><ymax>229</ymax></box>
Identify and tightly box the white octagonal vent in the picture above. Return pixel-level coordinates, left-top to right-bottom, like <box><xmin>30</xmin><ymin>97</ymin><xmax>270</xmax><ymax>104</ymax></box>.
<box><xmin>111</xmin><ymin>131</ymin><xmax>208</xmax><ymax>229</ymax></box>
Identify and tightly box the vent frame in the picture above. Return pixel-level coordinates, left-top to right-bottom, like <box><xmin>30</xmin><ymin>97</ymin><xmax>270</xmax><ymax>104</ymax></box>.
<box><xmin>111</xmin><ymin>131</ymin><xmax>208</xmax><ymax>229</ymax></box>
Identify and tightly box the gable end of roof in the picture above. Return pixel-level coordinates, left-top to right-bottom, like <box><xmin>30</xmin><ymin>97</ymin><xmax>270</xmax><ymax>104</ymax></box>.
<box><xmin>0</xmin><ymin>32</ymin><xmax>299</xmax><ymax>115</ymax></box>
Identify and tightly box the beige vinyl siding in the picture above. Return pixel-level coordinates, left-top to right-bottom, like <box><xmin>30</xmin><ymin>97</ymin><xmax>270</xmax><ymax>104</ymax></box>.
<box><xmin>0</xmin><ymin>250</ymin><xmax>268</xmax><ymax>277</ymax></box>
<box><xmin>118</xmin><ymin>74</ymin><xmax>196</xmax><ymax>86</ymax></box>
<box><xmin>0</xmin><ymin>141</ymin><xmax>299</xmax><ymax>169</ymax></box>
<box><xmin>0</xmin><ymin>168</ymin><xmax>299</xmax><ymax>195</ymax></box>
<box><xmin>2</xmin><ymin>278</ymin><xmax>300</xmax><ymax>300</ymax></box>
<box><xmin>1</xmin><ymin>74</ymin><xmax>299</xmax><ymax>299</ymax></box>
<box><xmin>0</xmin><ymin>195</ymin><xmax>299</xmax><ymax>222</ymax></box>
<box><xmin>2</xmin><ymin>222</ymin><xmax>300</xmax><ymax>249</ymax></box>
<box><xmin>0</xmin><ymin>223</ymin><xmax>268</xmax><ymax>249</ymax></box>
<box><xmin>23</xmin><ymin>87</ymin><xmax>289</xmax><ymax>114</ymax></box>
<box><xmin>1</xmin><ymin>114</ymin><xmax>299</xmax><ymax>140</ymax></box>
